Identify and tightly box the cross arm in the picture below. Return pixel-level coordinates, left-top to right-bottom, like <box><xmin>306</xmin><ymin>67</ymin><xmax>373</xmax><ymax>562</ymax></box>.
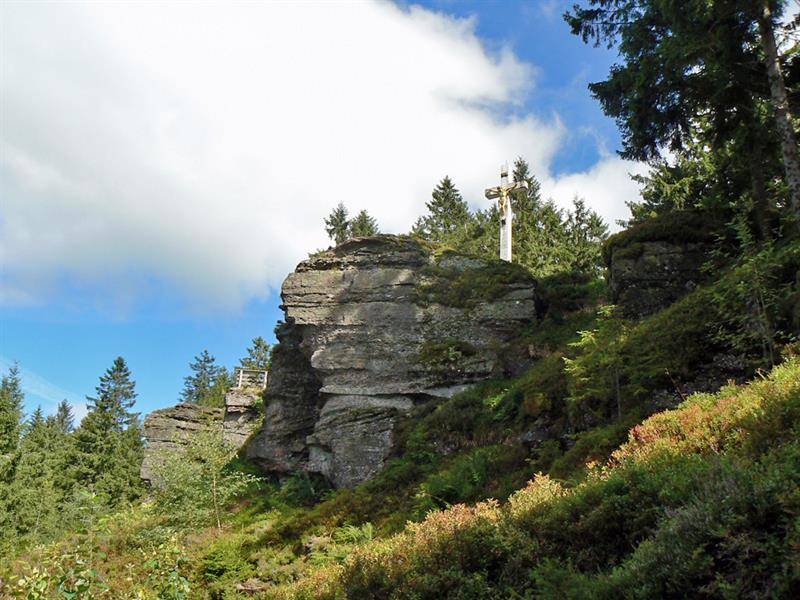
<box><xmin>485</xmin><ymin>187</ymin><xmax>502</xmax><ymax>199</ymax></box>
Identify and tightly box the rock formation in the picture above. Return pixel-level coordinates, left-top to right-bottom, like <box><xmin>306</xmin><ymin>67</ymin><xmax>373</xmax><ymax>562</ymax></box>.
<box><xmin>141</xmin><ymin>387</ymin><xmax>262</xmax><ymax>484</ymax></box>
<box><xmin>246</xmin><ymin>236</ymin><xmax>540</xmax><ymax>488</ymax></box>
<box><xmin>605</xmin><ymin>212</ymin><xmax>720</xmax><ymax>318</ymax></box>
<box><xmin>140</xmin><ymin>403</ymin><xmax>222</xmax><ymax>484</ymax></box>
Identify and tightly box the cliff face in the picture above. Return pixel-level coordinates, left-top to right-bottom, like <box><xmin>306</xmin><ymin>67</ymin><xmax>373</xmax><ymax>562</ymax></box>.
<box><xmin>246</xmin><ymin>236</ymin><xmax>540</xmax><ymax>488</ymax></box>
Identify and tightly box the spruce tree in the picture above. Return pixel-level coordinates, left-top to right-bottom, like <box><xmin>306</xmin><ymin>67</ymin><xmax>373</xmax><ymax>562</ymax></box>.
<box><xmin>55</xmin><ymin>399</ymin><xmax>75</xmax><ymax>434</ymax></box>
<box><xmin>9</xmin><ymin>409</ymin><xmax>65</xmax><ymax>542</ymax></box>
<box><xmin>324</xmin><ymin>202</ymin><xmax>350</xmax><ymax>245</ymax></box>
<box><xmin>181</xmin><ymin>350</ymin><xmax>223</xmax><ymax>405</ymax></box>
<box><xmin>565</xmin><ymin>197</ymin><xmax>609</xmax><ymax>274</ymax></box>
<box><xmin>509</xmin><ymin>158</ymin><xmax>572</xmax><ymax>276</ymax></box>
<box><xmin>412</xmin><ymin>176</ymin><xmax>471</xmax><ymax>244</ymax></box>
<box><xmin>71</xmin><ymin>357</ymin><xmax>143</xmax><ymax>505</ymax></box>
<box><xmin>240</xmin><ymin>337</ymin><xmax>272</xmax><ymax>371</ymax></box>
<box><xmin>348</xmin><ymin>210</ymin><xmax>379</xmax><ymax>238</ymax></box>
<box><xmin>0</xmin><ymin>364</ymin><xmax>24</xmax><ymax>456</ymax></box>
<box><xmin>565</xmin><ymin>0</ymin><xmax>798</xmax><ymax>233</ymax></box>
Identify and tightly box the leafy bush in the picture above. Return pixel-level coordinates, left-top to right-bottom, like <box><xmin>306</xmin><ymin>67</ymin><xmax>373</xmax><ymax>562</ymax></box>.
<box><xmin>151</xmin><ymin>430</ymin><xmax>261</xmax><ymax>529</ymax></box>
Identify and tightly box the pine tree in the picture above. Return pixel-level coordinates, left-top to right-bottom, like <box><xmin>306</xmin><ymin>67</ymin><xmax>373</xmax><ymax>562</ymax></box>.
<box><xmin>324</xmin><ymin>202</ymin><xmax>350</xmax><ymax>245</ymax></box>
<box><xmin>412</xmin><ymin>176</ymin><xmax>472</xmax><ymax>244</ymax></box>
<box><xmin>0</xmin><ymin>364</ymin><xmax>24</xmax><ymax>456</ymax></box>
<box><xmin>348</xmin><ymin>210</ymin><xmax>379</xmax><ymax>238</ymax></box>
<box><xmin>70</xmin><ymin>357</ymin><xmax>143</xmax><ymax>505</ymax></box>
<box><xmin>181</xmin><ymin>350</ymin><xmax>223</xmax><ymax>405</ymax></box>
<box><xmin>55</xmin><ymin>399</ymin><xmax>75</xmax><ymax>434</ymax></box>
<box><xmin>240</xmin><ymin>337</ymin><xmax>272</xmax><ymax>371</ymax></box>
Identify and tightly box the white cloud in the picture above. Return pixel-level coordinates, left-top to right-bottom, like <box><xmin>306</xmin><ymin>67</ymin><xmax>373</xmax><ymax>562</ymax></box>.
<box><xmin>0</xmin><ymin>1</ymin><xmax>640</xmax><ymax>309</ymax></box>
<box><xmin>544</xmin><ymin>156</ymin><xmax>649</xmax><ymax>229</ymax></box>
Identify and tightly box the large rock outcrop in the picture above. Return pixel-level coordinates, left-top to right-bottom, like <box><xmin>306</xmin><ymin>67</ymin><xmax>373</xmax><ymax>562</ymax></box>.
<box><xmin>246</xmin><ymin>236</ymin><xmax>540</xmax><ymax>488</ymax></box>
<box><xmin>605</xmin><ymin>212</ymin><xmax>721</xmax><ymax>318</ymax></box>
<box><xmin>141</xmin><ymin>387</ymin><xmax>262</xmax><ymax>484</ymax></box>
<box><xmin>140</xmin><ymin>403</ymin><xmax>222</xmax><ymax>484</ymax></box>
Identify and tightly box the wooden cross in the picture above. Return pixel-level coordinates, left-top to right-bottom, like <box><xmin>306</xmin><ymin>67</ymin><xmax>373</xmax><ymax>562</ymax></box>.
<box><xmin>484</xmin><ymin>163</ymin><xmax>528</xmax><ymax>262</ymax></box>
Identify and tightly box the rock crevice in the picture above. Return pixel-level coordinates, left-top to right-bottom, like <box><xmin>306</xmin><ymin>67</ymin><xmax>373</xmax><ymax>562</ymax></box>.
<box><xmin>246</xmin><ymin>236</ymin><xmax>540</xmax><ymax>488</ymax></box>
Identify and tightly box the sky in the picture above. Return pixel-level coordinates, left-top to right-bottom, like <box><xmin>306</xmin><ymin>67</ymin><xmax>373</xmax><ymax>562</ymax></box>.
<box><xmin>0</xmin><ymin>0</ymin><xmax>648</xmax><ymax>420</ymax></box>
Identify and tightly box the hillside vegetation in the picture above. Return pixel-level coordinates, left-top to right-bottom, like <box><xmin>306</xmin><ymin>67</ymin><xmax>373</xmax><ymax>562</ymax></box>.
<box><xmin>2</xmin><ymin>236</ymin><xmax>799</xmax><ymax>598</ymax></box>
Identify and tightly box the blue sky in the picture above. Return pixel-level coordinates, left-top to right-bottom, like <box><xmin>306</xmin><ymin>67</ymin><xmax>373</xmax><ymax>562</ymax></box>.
<box><xmin>0</xmin><ymin>0</ymin><xmax>639</xmax><ymax>421</ymax></box>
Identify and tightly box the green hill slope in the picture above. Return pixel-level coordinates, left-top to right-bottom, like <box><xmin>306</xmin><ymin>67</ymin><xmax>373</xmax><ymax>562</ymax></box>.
<box><xmin>271</xmin><ymin>356</ymin><xmax>800</xmax><ymax>599</ymax></box>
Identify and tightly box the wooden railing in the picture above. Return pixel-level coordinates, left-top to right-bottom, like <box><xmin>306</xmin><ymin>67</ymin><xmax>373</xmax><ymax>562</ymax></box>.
<box><xmin>233</xmin><ymin>367</ymin><xmax>268</xmax><ymax>390</ymax></box>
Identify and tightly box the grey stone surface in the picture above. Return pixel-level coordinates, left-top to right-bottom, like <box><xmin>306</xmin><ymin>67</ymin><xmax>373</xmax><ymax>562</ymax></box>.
<box><xmin>140</xmin><ymin>403</ymin><xmax>222</xmax><ymax>484</ymax></box>
<box><xmin>141</xmin><ymin>388</ymin><xmax>262</xmax><ymax>484</ymax></box>
<box><xmin>223</xmin><ymin>387</ymin><xmax>263</xmax><ymax>448</ymax></box>
<box><xmin>245</xmin><ymin>235</ymin><xmax>540</xmax><ymax>487</ymax></box>
<box><xmin>608</xmin><ymin>240</ymin><xmax>710</xmax><ymax>318</ymax></box>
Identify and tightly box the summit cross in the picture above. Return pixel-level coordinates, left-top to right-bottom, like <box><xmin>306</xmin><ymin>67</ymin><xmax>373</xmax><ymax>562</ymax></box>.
<box><xmin>485</xmin><ymin>163</ymin><xmax>528</xmax><ymax>262</ymax></box>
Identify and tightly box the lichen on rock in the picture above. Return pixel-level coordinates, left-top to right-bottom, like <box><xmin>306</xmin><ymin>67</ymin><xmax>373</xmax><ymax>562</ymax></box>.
<box><xmin>245</xmin><ymin>235</ymin><xmax>540</xmax><ymax>488</ymax></box>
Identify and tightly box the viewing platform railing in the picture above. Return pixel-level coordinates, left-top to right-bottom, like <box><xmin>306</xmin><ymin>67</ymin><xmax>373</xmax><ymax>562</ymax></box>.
<box><xmin>233</xmin><ymin>367</ymin><xmax>268</xmax><ymax>390</ymax></box>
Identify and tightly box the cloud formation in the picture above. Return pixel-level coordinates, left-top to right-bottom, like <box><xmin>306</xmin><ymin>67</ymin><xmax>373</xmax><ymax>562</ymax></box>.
<box><xmin>1</xmin><ymin>1</ymin><xmax>642</xmax><ymax>309</ymax></box>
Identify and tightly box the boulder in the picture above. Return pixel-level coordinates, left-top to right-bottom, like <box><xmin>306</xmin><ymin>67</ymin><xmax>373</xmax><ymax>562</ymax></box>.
<box><xmin>141</xmin><ymin>387</ymin><xmax>262</xmax><ymax>484</ymax></box>
<box><xmin>604</xmin><ymin>212</ymin><xmax>721</xmax><ymax>318</ymax></box>
<box><xmin>140</xmin><ymin>403</ymin><xmax>222</xmax><ymax>484</ymax></box>
<box><xmin>246</xmin><ymin>236</ymin><xmax>540</xmax><ymax>488</ymax></box>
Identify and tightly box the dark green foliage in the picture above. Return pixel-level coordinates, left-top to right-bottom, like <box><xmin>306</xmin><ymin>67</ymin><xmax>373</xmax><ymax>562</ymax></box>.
<box><xmin>349</xmin><ymin>209</ymin><xmax>380</xmax><ymax>238</ymax></box>
<box><xmin>55</xmin><ymin>399</ymin><xmax>75</xmax><ymax>434</ymax></box>
<box><xmin>0</xmin><ymin>364</ymin><xmax>24</xmax><ymax>455</ymax></box>
<box><xmin>415</xmin><ymin>445</ymin><xmax>530</xmax><ymax>514</ymax></box>
<box><xmin>565</xmin><ymin>0</ymin><xmax>799</xmax><ymax>234</ymax></box>
<box><xmin>180</xmin><ymin>349</ymin><xmax>230</xmax><ymax>407</ymax></box>
<box><xmin>7</xmin><ymin>410</ymin><xmax>67</xmax><ymax>544</ymax></box>
<box><xmin>324</xmin><ymin>204</ymin><xmax>380</xmax><ymax>244</ymax></box>
<box><xmin>240</xmin><ymin>336</ymin><xmax>272</xmax><ymax>370</ymax></box>
<box><xmin>71</xmin><ymin>357</ymin><xmax>143</xmax><ymax>505</ymax></box>
<box><xmin>412</xmin><ymin>176</ymin><xmax>472</xmax><ymax>245</ymax></box>
<box><xmin>411</xmin><ymin>160</ymin><xmax>610</xmax><ymax>277</ymax></box>
<box><xmin>324</xmin><ymin>202</ymin><xmax>349</xmax><ymax>245</ymax></box>
<box><xmin>278</xmin><ymin>472</ymin><xmax>335</xmax><ymax>508</ymax></box>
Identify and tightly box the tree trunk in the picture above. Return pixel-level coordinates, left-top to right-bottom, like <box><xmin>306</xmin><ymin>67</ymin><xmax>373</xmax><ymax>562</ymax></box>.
<box><xmin>758</xmin><ymin>4</ymin><xmax>800</xmax><ymax>231</ymax></box>
<box><xmin>212</xmin><ymin>474</ymin><xmax>221</xmax><ymax>530</ymax></box>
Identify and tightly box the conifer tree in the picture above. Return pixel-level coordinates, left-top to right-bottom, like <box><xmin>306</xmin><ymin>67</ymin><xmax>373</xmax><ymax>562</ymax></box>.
<box><xmin>565</xmin><ymin>197</ymin><xmax>609</xmax><ymax>273</ymax></box>
<box><xmin>565</xmin><ymin>0</ymin><xmax>799</xmax><ymax>233</ymax></box>
<box><xmin>55</xmin><ymin>399</ymin><xmax>75</xmax><ymax>434</ymax></box>
<box><xmin>181</xmin><ymin>350</ymin><xmax>225</xmax><ymax>406</ymax></box>
<box><xmin>509</xmin><ymin>158</ymin><xmax>572</xmax><ymax>276</ymax></box>
<box><xmin>348</xmin><ymin>210</ymin><xmax>380</xmax><ymax>238</ymax></box>
<box><xmin>240</xmin><ymin>336</ymin><xmax>272</xmax><ymax>371</ymax></box>
<box><xmin>0</xmin><ymin>364</ymin><xmax>24</xmax><ymax>456</ymax></box>
<box><xmin>71</xmin><ymin>357</ymin><xmax>143</xmax><ymax>505</ymax></box>
<box><xmin>10</xmin><ymin>408</ymin><xmax>65</xmax><ymax>542</ymax></box>
<box><xmin>412</xmin><ymin>176</ymin><xmax>471</xmax><ymax>244</ymax></box>
<box><xmin>324</xmin><ymin>202</ymin><xmax>350</xmax><ymax>245</ymax></box>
